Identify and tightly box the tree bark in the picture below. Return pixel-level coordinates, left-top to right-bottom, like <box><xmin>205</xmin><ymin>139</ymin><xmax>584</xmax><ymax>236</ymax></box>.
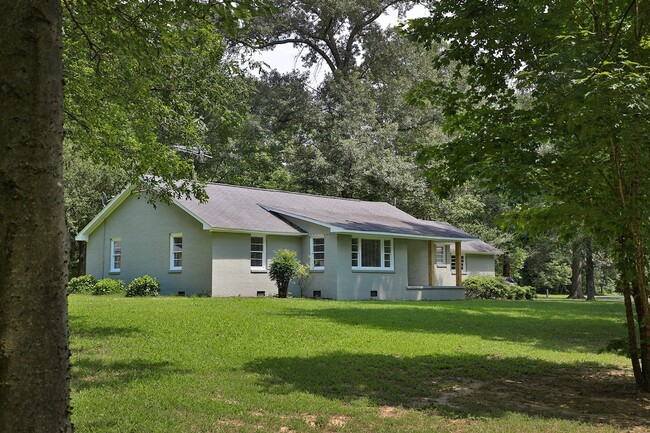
<box><xmin>631</xmin><ymin>231</ymin><xmax>650</xmax><ymax>391</ymax></box>
<box><xmin>622</xmin><ymin>279</ymin><xmax>643</xmax><ymax>388</ymax></box>
<box><xmin>0</xmin><ymin>1</ymin><xmax>72</xmax><ymax>431</ymax></box>
<box><xmin>585</xmin><ymin>237</ymin><xmax>596</xmax><ymax>301</ymax></box>
<box><xmin>78</xmin><ymin>240</ymin><xmax>87</xmax><ymax>276</ymax></box>
<box><xmin>568</xmin><ymin>240</ymin><xmax>584</xmax><ymax>299</ymax></box>
<box><xmin>502</xmin><ymin>252</ymin><xmax>511</xmax><ymax>278</ymax></box>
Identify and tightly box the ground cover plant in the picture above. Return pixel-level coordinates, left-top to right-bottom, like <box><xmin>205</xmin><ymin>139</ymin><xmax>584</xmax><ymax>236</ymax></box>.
<box><xmin>69</xmin><ymin>297</ymin><xmax>649</xmax><ymax>432</ymax></box>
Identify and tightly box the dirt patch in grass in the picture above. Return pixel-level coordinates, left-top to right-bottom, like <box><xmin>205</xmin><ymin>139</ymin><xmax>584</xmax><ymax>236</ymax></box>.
<box><xmin>327</xmin><ymin>415</ymin><xmax>351</xmax><ymax>427</ymax></box>
<box><xmin>378</xmin><ymin>406</ymin><xmax>407</xmax><ymax>419</ymax></box>
<box><xmin>440</xmin><ymin>367</ymin><xmax>650</xmax><ymax>430</ymax></box>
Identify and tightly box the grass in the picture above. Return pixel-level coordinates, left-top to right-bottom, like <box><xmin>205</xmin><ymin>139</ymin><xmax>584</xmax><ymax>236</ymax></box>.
<box><xmin>69</xmin><ymin>296</ymin><xmax>649</xmax><ymax>432</ymax></box>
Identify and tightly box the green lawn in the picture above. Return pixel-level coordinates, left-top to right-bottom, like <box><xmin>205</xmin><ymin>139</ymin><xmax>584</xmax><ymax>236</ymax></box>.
<box><xmin>69</xmin><ymin>296</ymin><xmax>649</xmax><ymax>432</ymax></box>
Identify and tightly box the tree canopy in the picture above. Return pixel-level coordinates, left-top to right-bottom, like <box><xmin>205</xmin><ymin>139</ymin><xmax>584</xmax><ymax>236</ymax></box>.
<box><xmin>407</xmin><ymin>0</ymin><xmax>650</xmax><ymax>391</ymax></box>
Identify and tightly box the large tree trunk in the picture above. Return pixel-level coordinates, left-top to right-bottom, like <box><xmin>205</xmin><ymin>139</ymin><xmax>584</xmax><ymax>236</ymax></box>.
<box><xmin>0</xmin><ymin>1</ymin><xmax>72</xmax><ymax>431</ymax></box>
<box><xmin>568</xmin><ymin>240</ymin><xmax>584</xmax><ymax>299</ymax></box>
<box><xmin>585</xmin><ymin>237</ymin><xmax>596</xmax><ymax>301</ymax></box>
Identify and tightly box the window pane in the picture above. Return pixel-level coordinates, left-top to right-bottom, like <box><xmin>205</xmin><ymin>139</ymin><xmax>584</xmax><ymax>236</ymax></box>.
<box><xmin>361</xmin><ymin>239</ymin><xmax>381</xmax><ymax>267</ymax></box>
<box><xmin>251</xmin><ymin>236</ymin><xmax>264</xmax><ymax>267</ymax></box>
<box><xmin>383</xmin><ymin>240</ymin><xmax>392</xmax><ymax>268</ymax></box>
<box><xmin>312</xmin><ymin>238</ymin><xmax>325</xmax><ymax>267</ymax></box>
<box><xmin>436</xmin><ymin>246</ymin><xmax>445</xmax><ymax>264</ymax></box>
<box><xmin>112</xmin><ymin>240</ymin><xmax>121</xmax><ymax>270</ymax></box>
<box><xmin>351</xmin><ymin>238</ymin><xmax>359</xmax><ymax>266</ymax></box>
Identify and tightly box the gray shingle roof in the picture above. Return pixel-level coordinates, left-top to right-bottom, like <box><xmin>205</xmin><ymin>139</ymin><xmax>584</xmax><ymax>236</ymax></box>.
<box><xmin>455</xmin><ymin>240</ymin><xmax>503</xmax><ymax>255</ymax></box>
<box><xmin>174</xmin><ymin>183</ymin><xmax>476</xmax><ymax>240</ymax></box>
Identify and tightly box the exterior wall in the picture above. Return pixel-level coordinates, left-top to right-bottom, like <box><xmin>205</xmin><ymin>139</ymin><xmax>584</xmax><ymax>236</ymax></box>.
<box><xmin>85</xmin><ymin>193</ymin><xmax>212</xmax><ymax>295</ymax></box>
<box><xmin>281</xmin><ymin>216</ymin><xmax>338</xmax><ymax>299</ymax></box>
<box><xmin>335</xmin><ymin>235</ymin><xmax>410</xmax><ymax>300</ymax></box>
<box><xmin>464</xmin><ymin>254</ymin><xmax>498</xmax><ymax>277</ymax></box>
<box><xmin>211</xmin><ymin>232</ymin><xmax>302</xmax><ymax>297</ymax></box>
<box><xmin>434</xmin><ymin>251</ymin><xmax>497</xmax><ymax>286</ymax></box>
<box><xmin>406</xmin><ymin>239</ymin><xmax>429</xmax><ymax>286</ymax></box>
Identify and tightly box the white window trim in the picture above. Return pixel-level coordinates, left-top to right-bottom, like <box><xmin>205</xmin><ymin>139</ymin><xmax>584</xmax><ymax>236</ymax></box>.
<box><xmin>435</xmin><ymin>245</ymin><xmax>447</xmax><ymax>266</ymax></box>
<box><xmin>351</xmin><ymin>236</ymin><xmax>394</xmax><ymax>271</ymax></box>
<box><xmin>450</xmin><ymin>254</ymin><xmax>466</xmax><ymax>274</ymax></box>
<box><xmin>310</xmin><ymin>236</ymin><xmax>325</xmax><ymax>270</ymax></box>
<box><xmin>250</xmin><ymin>234</ymin><xmax>267</xmax><ymax>270</ymax></box>
<box><xmin>169</xmin><ymin>233</ymin><xmax>183</xmax><ymax>271</ymax></box>
<box><xmin>110</xmin><ymin>238</ymin><xmax>122</xmax><ymax>273</ymax></box>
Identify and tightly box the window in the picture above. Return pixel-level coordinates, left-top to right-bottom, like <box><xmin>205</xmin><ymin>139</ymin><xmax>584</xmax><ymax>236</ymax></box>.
<box><xmin>384</xmin><ymin>240</ymin><xmax>392</xmax><ymax>268</ymax></box>
<box><xmin>450</xmin><ymin>255</ymin><xmax>465</xmax><ymax>273</ymax></box>
<box><xmin>110</xmin><ymin>238</ymin><xmax>121</xmax><ymax>273</ymax></box>
<box><xmin>311</xmin><ymin>237</ymin><xmax>325</xmax><ymax>269</ymax></box>
<box><xmin>250</xmin><ymin>236</ymin><xmax>265</xmax><ymax>269</ymax></box>
<box><xmin>351</xmin><ymin>237</ymin><xmax>393</xmax><ymax>270</ymax></box>
<box><xmin>170</xmin><ymin>233</ymin><xmax>183</xmax><ymax>271</ymax></box>
<box><xmin>435</xmin><ymin>245</ymin><xmax>446</xmax><ymax>264</ymax></box>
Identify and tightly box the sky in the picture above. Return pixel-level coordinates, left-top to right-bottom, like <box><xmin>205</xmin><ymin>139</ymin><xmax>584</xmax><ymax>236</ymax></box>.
<box><xmin>248</xmin><ymin>4</ymin><xmax>429</xmax><ymax>85</ymax></box>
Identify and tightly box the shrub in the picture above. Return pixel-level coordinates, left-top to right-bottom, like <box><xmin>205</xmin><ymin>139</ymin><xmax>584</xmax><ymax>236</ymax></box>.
<box><xmin>67</xmin><ymin>275</ymin><xmax>97</xmax><ymax>294</ymax></box>
<box><xmin>505</xmin><ymin>285</ymin><xmax>536</xmax><ymax>300</ymax></box>
<box><xmin>463</xmin><ymin>276</ymin><xmax>508</xmax><ymax>300</ymax></box>
<box><xmin>269</xmin><ymin>249</ymin><xmax>300</xmax><ymax>298</ymax></box>
<box><xmin>295</xmin><ymin>263</ymin><xmax>313</xmax><ymax>297</ymax></box>
<box><xmin>126</xmin><ymin>275</ymin><xmax>160</xmax><ymax>297</ymax></box>
<box><xmin>92</xmin><ymin>278</ymin><xmax>126</xmax><ymax>295</ymax></box>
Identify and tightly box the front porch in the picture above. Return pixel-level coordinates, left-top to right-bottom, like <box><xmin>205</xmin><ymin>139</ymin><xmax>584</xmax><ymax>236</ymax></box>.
<box><xmin>406</xmin><ymin>239</ymin><xmax>465</xmax><ymax>288</ymax></box>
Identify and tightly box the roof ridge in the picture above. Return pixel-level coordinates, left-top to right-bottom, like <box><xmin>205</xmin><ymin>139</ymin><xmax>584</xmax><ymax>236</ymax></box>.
<box><xmin>205</xmin><ymin>182</ymin><xmax>391</xmax><ymax>205</ymax></box>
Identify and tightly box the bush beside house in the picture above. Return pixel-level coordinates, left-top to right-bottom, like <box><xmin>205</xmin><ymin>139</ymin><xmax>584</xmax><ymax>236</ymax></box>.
<box><xmin>93</xmin><ymin>278</ymin><xmax>126</xmax><ymax>295</ymax></box>
<box><xmin>464</xmin><ymin>276</ymin><xmax>535</xmax><ymax>300</ymax></box>
<box><xmin>126</xmin><ymin>275</ymin><xmax>160</xmax><ymax>297</ymax></box>
<box><xmin>67</xmin><ymin>275</ymin><xmax>97</xmax><ymax>294</ymax></box>
<box><xmin>269</xmin><ymin>249</ymin><xmax>301</xmax><ymax>298</ymax></box>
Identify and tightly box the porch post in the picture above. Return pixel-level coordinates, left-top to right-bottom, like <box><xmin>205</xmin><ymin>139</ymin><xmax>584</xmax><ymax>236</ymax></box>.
<box><xmin>455</xmin><ymin>241</ymin><xmax>462</xmax><ymax>287</ymax></box>
<box><xmin>427</xmin><ymin>240</ymin><xmax>435</xmax><ymax>286</ymax></box>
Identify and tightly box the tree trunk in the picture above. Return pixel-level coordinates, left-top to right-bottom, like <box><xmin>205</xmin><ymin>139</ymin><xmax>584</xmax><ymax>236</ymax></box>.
<box><xmin>617</xmin><ymin>231</ymin><xmax>650</xmax><ymax>392</ymax></box>
<box><xmin>502</xmin><ymin>252</ymin><xmax>511</xmax><ymax>278</ymax></box>
<box><xmin>568</xmin><ymin>240</ymin><xmax>584</xmax><ymax>299</ymax></box>
<box><xmin>630</xmin><ymin>231</ymin><xmax>650</xmax><ymax>392</ymax></box>
<box><xmin>622</xmin><ymin>279</ymin><xmax>643</xmax><ymax>388</ymax></box>
<box><xmin>585</xmin><ymin>237</ymin><xmax>596</xmax><ymax>301</ymax></box>
<box><xmin>78</xmin><ymin>240</ymin><xmax>87</xmax><ymax>276</ymax></box>
<box><xmin>0</xmin><ymin>1</ymin><xmax>72</xmax><ymax>431</ymax></box>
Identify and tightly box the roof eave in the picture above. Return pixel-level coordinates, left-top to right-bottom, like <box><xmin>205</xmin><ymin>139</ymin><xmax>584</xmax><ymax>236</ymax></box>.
<box><xmin>208</xmin><ymin>227</ymin><xmax>304</xmax><ymax>236</ymax></box>
<box><xmin>75</xmin><ymin>184</ymin><xmax>136</xmax><ymax>242</ymax></box>
<box><xmin>330</xmin><ymin>227</ymin><xmax>477</xmax><ymax>242</ymax></box>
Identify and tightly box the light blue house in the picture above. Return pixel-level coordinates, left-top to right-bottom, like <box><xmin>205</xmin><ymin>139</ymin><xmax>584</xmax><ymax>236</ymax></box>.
<box><xmin>76</xmin><ymin>183</ymin><xmax>501</xmax><ymax>299</ymax></box>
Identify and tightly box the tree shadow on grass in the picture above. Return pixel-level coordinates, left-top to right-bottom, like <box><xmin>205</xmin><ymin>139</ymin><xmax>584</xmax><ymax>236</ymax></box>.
<box><xmin>72</xmin><ymin>357</ymin><xmax>186</xmax><ymax>392</ymax></box>
<box><xmin>245</xmin><ymin>352</ymin><xmax>649</xmax><ymax>429</ymax></box>
<box><xmin>281</xmin><ymin>301</ymin><xmax>625</xmax><ymax>353</ymax></box>
<box><xmin>69</xmin><ymin>314</ymin><xmax>142</xmax><ymax>340</ymax></box>
<box><xmin>69</xmin><ymin>315</ymin><xmax>187</xmax><ymax>392</ymax></box>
